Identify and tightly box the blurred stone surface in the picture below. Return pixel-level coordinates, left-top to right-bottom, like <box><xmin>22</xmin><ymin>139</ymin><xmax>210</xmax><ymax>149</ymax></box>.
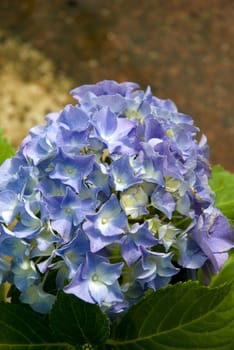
<box><xmin>0</xmin><ymin>0</ymin><xmax>233</xmax><ymax>170</ymax></box>
<box><xmin>0</xmin><ymin>30</ymin><xmax>73</xmax><ymax>146</ymax></box>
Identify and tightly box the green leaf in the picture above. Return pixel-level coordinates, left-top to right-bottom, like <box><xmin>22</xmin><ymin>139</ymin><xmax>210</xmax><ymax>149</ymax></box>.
<box><xmin>209</xmin><ymin>165</ymin><xmax>234</xmax><ymax>224</ymax></box>
<box><xmin>50</xmin><ymin>292</ymin><xmax>110</xmax><ymax>346</ymax></box>
<box><xmin>0</xmin><ymin>346</ymin><xmax>74</xmax><ymax>349</ymax></box>
<box><xmin>0</xmin><ymin>129</ymin><xmax>15</xmax><ymax>164</ymax></box>
<box><xmin>108</xmin><ymin>282</ymin><xmax>234</xmax><ymax>350</ymax></box>
<box><xmin>0</xmin><ymin>302</ymin><xmax>74</xmax><ymax>349</ymax></box>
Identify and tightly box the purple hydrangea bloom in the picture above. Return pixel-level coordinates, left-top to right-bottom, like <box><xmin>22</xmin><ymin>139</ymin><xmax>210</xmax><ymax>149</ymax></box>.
<box><xmin>0</xmin><ymin>80</ymin><xmax>233</xmax><ymax>318</ymax></box>
<box><xmin>192</xmin><ymin>206</ymin><xmax>234</xmax><ymax>278</ymax></box>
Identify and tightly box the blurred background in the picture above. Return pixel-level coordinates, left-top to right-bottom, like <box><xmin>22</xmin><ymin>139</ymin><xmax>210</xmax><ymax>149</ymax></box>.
<box><xmin>0</xmin><ymin>0</ymin><xmax>233</xmax><ymax>171</ymax></box>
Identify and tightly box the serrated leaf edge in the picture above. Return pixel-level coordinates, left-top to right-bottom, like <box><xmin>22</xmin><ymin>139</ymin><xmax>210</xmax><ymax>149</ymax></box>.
<box><xmin>107</xmin><ymin>283</ymin><xmax>234</xmax><ymax>347</ymax></box>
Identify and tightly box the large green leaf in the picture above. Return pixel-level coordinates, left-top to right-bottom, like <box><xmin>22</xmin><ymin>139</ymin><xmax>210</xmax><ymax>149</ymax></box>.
<box><xmin>108</xmin><ymin>282</ymin><xmax>234</xmax><ymax>350</ymax></box>
<box><xmin>0</xmin><ymin>302</ymin><xmax>74</xmax><ymax>349</ymax></box>
<box><xmin>0</xmin><ymin>129</ymin><xmax>15</xmax><ymax>164</ymax></box>
<box><xmin>50</xmin><ymin>292</ymin><xmax>110</xmax><ymax>346</ymax></box>
<box><xmin>0</xmin><ymin>346</ymin><xmax>74</xmax><ymax>350</ymax></box>
<box><xmin>209</xmin><ymin>165</ymin><xmax>234</xmax><ymax>224</ymax></box>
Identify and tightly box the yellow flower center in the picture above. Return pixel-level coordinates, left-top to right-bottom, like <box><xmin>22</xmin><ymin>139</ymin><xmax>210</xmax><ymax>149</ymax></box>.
<box><xmin>101</xmin><ymin>217</ymin><xmax>108</xmax><ymax>225</ymax></box>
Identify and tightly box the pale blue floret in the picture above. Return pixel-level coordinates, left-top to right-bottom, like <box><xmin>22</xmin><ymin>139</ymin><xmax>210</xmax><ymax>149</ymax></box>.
<box><xmin>64</xmin><ymin>253</ymin><xmax>123</xmax><ymax>306</ymax></box>
<box><xmin>13</xmin><ymin>201</ymin><xmax>45</xmax><ymax>239</ymax></box>
<box><xmin>136</xmin><ymin>248</ymin><xmax>179</xmax><ymax>290</ymax></box>
<box><xmin>133</xmin><ymin>152</ymin><xmax>164</xmax><ymax>186</ymax></box>
<box><xmin>157</xmin><ymin>223</ymin><xmax>181</xmax><ymax>251</ymax></box>
<box><xmin>22</xmin><ymin>124</ymin><xmax>58</xmax><ymax>165</ymax></box>
<box><xmin>92</xmin><ymin>107</ymin><xmax>136</xmax><ymax>154</ymax></box>
<box><xmin>20</xmin><ymin>283</ymin><xmax>56</xmax><ymax>314</ymax></box>
<box><xmin>12</xmin><ymin>258</ymin><xmax>39</xmax><ymax>291</ymax></box>
<box><xmin>151</xmin><ymin>186</ymin><xmax>176</xmax><ymax>219</ymax></box>
<box><xmin>56</xmin><ymin>127</ymin><xmax>89</xmax><ymax>155</ymax></box>
<box><xmin>37</xmin><ymin>178</ymin><xmax>66</xmax><ymax>197</ymax></box>
<box><xmin>121</xmin><ymin>222</ymin><xmax>157</xmax><ymax>265</ymax></box>
<box><xmin>111</xmin><ymin>155</ymin><xmax>141</xmax><ymax>191</ymax></box>
<box><xmin>120</xmin><ymin>185</ymin><xmax>149</xmax><ymax>218</ymax></box>
<box><xmin>70</xmin><ymin>80</ymin><xmax>139</xmax><ymax>104</ymax></box>
<box><xmin>0</xmin><ymin>190</ymin><xmax>19</xmax><ymax>225</ymax></box>
<box><xmin>57</xmin><ymin>104</ymin><xmax>90</xmax><ymax>132</ymax></box>
<box><xmin>86</xmin><ymin>194</ymin><xmax>127</xmax><ymax>236</ymax></box>
<box><xmin>83</xmin><ymin>194</ymin><xmax>127</xmax><ymax>252</ymax></box>
<box><xmin>49</xmin><ymin>150</ymin><xmax>96</xmax><ymax>192</ymax></box>
<box><xmin>56</xmin><ymin>228</ymin><xmax>90</xmax><ymax>278</ymax></box>
<box><xmin>0</xmin><ymin>236</ymin><xmax>29</xmax><ymax>263</ymax></box>
<box><xmin>31</xmin><ymin>224</ymin><xmax>59</xmax><ymax>257</ymax></box>
<box><xmin>45</xmin><ymin>187</ymin><xmax>94</xmax><ymax>239</ymax></box>
<box><xmin>0</xmin><ymin>156</ymin><xmax>27</xmax><ymax>191</ymax></box>
<box><xmin>86</xmin><ymin>163</ymin><xmax>111</xmax><ymax>198</ymax></box>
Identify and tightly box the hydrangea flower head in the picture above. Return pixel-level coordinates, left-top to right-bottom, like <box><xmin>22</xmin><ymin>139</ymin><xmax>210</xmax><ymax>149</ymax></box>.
<box><xmin>0</xmin><ymin>80</ymin><xmax>233</xmax><ymax>317</ymax></box>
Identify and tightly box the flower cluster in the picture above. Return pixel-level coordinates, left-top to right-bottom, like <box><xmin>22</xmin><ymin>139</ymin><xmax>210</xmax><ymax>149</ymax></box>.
<box><xmin>0</xmin><ymin>80</ymin><xmax>233</xmax><ymax>316</ymax></box>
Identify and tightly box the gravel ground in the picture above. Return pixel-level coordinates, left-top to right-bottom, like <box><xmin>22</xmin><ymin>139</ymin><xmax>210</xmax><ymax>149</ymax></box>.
<box><xmin>0</xmin><ymin>0</ymin><xmax>233</xmax><ymax>170</ymax></box>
